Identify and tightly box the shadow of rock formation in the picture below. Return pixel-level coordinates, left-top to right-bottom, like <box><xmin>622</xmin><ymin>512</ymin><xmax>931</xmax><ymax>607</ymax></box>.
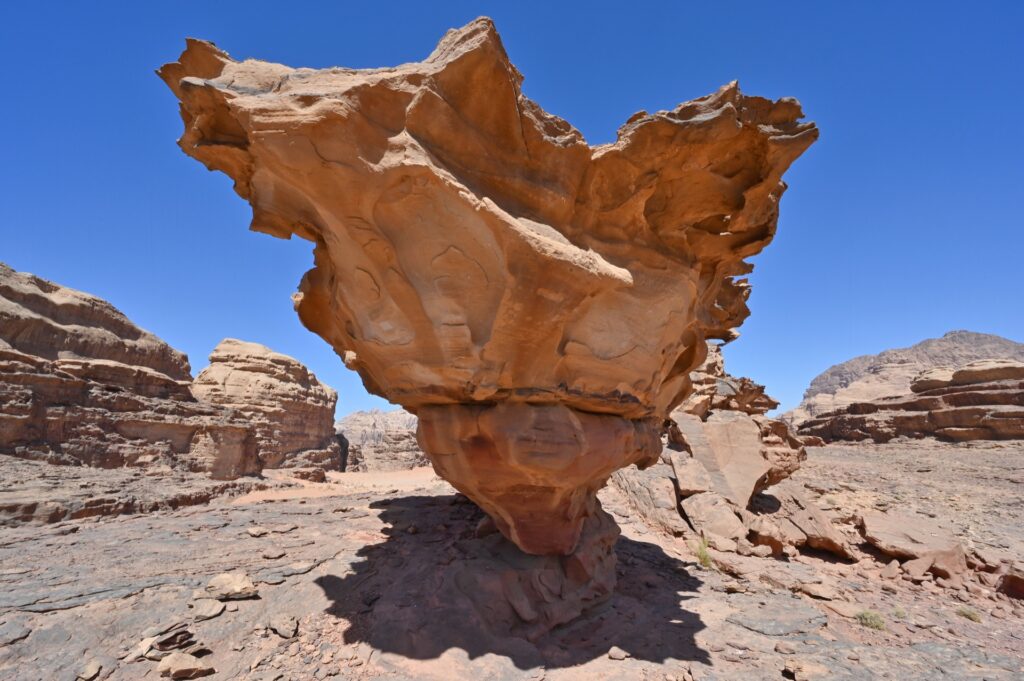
<box><xmin>315</xmin><ymin>494</ymin><xmax>708</xmax><ymax>674</ymax></box>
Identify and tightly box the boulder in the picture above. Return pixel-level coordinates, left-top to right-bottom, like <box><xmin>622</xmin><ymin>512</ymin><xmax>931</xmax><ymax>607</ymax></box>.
<box><xmin>858</xmin><ymin>511</ymin><xmax>968</xmax><ymax>579</ymax></box>
<box><xmin>747</xmin><ymin>482</ymin><xmax>854</xmax><ymax>560</ymax></box>
<box><xmin>160</xmin><ymin>18</ymin><xmax>814</xmax><ymax>558</ymax></box>
<box><xmin>157</xmin><ymin>652</ymin><xmax>214</xmax><ymax>679</ymax></box>
<box><xmin>204</xmin><ymin>572</ymin><xmax>258</xmax><ymax>600</ymax></box>
<box><xmin>681</xmin><ymin>492</ymin><xmax>746</xmax><ymax>542</ymax></box>
<box><xmin>0</xmin><ymin>263</ymin><xmax>260</xmax><ymax>479</ymax></box>
<box><xmin>192</xmin><ymin>339</ymin><xmax>342</xmax><ymax>470</ymax></box>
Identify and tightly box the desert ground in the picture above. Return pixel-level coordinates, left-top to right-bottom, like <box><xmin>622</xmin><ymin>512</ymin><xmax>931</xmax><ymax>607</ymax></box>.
<box><xmin>2</xmin><ymin>438</ymin><xmax>1022</xmax><ymax>680</ymax></box>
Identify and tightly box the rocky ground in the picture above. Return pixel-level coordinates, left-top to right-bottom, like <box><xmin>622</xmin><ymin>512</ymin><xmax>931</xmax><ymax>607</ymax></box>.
<box><xmin>1</xmin><ymin>440</ymin><xmax>1022</xmax><ymax>680</ymax></box>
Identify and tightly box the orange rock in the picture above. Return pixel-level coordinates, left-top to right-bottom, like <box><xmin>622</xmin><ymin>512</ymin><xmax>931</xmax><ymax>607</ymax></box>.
<box><xmin>193</xmin><ymin>339</ymin><xmax>341</xmax><ymax>470</ymax></box>
<box><xmin>160</xmin><ymin>18</ymin><xmax>815</xmax><ymax>554</ymax></box>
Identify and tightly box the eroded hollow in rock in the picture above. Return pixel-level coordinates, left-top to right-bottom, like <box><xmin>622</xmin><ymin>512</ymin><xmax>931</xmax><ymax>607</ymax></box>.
<box><xmin>160</xmin><ymin>16</ymin><xmax>815</xmax><ymax>632</ymax></box>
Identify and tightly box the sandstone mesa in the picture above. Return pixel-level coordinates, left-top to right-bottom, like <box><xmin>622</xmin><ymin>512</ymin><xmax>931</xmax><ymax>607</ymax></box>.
<box><xmin>0</xmin><ymin>262</ymin><xmax>342</xmax><ymax>484</ymax></box>
<box><xmin>159</xmin><ymin>17</ymin><xmax>817</xmax><ymax>557</ymax></box>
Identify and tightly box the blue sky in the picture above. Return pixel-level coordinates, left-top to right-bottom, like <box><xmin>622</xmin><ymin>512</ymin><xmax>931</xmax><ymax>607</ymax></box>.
<box><xmin>2</xmin><ymin>2</ymin><xmax>1021</xmax><ymax>416</ymax></box>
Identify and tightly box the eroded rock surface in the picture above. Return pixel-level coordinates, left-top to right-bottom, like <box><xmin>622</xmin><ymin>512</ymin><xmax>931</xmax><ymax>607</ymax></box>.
<box><xmin>160</xmin><ymin>17</ymin><xmax>816</xmax><ymax>557</ymax></box>
<box><xmin>192</xmin><ymin>339</ymin><xmax>342</xmax><ymax>470</ymax></box>
<box><xmin>0</xmin><ymin>264</ymin><xmax>260</xmax><ymax>479</ymax></box>
<box><xmin>798</xmin><ymin>359</ymin><xmax>1024</xmax><ymax>443</ymax></box>
<box><xmin>1</xmin><ymin>450</ymin><xmax>1021</xmax><ymax>681</ymax></box>
<box><xmin>334</xmin><ymin>408</ymin><xmax>426</xmax><ymax>472</ymax></box>
<box><xmin>612</xmin><ymin>342</ymin><xmax>811</xmax><ymax>557</ymax></box>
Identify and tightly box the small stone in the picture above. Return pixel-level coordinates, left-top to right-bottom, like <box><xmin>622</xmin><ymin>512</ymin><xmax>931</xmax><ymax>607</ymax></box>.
<box><xmin>607</xmin><ymin>645</ymin><xmax>630</xmax><ymax>660</ymax></box>
<box><xmin>248</xmin><ymin>526</ymin><xmax>269</xmax><ymax>537</ymax></box>
<box><xmin>775</xmin><ymin>641</ymin><xmax>797</xmax><ymax>654</ymax></box>
<box><xmin>192</xmin><ymin>599</ymin><xmax>225</xmax><ymax>622</ymax></box>
<box><xmin>269</xmin><ymin>615</ymin><xmax>299</xmax><ymax>639</ymax></box>
<box><xmin>157</xmin><ymin>651</ymin><xmax>214</xmax><ymax>679</ymax></box>
<box><xmin>227</xmin><ymin>603</ymin><xmax>239</xmax><ymax>612</ymax></box>
<box><xmin>206</xmin><ymin>572</ymin><xmax>258</xmax><ymax>600</ymax></box>
<box><xmin>261</xmin><ymin>547</ymin><xmax>287</xmax><ymax>560</ymax></box>
<box><xmin>76</xmin><ymin>659</ymin><xmax>102</xmax><ymax>681</ymax></box>
<box><xmin>880</xmin><ymin>559</ymin><xmax>900</xmax><ymax>580</ymax></box>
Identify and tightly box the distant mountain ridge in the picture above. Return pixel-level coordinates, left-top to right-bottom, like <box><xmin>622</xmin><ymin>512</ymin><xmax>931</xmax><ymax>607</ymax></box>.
<box><xmin>787</xmin><ymin>330</ymin><xmax>1024</xmax><ymax>424</ymax></box>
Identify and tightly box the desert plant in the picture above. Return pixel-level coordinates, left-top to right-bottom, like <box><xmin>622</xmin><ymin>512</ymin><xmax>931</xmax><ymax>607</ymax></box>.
<box><xmin>955</xmin><ymin>607</ymin><xmax>981</xmax><ymax>623</ymax></box>
<box><xmin>856</xmin><ymin>610</ymin><xmax>885</xmax><ymax>630</ymax></box>
<box><xmin>691</xmin><ymin>537</ymin><xmax>712</xmax><ymax>570</ymax></box>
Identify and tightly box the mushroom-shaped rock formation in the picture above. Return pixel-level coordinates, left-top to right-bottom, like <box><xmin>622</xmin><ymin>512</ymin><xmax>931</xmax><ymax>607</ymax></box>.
<box><xmin>160</xmin><ymin>18</ymin><xmax>816</xmax><ymax>557</ymax></box>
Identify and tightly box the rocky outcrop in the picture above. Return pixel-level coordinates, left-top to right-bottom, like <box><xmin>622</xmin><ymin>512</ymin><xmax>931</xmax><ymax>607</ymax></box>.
<box><xmin>334</xmin><ymin>408</ymin><xmax>426</xmax><ymax>472</ymax></box>
<box><xmin>678</xmin><ymin>343</ymin><xmax>779</xmax><ymax>418</ymax></box>
<box><xmin>192</xmin><ymin>339</ymin><xmax>342</xmax><ymax>470</ymax></box>
<box><xmin>0</xmin><ymin>264</ymin><xmax>260</xmax><ymax>479</ymax></box>
<box><xmin>161</xmin><ymin>15</ymin><xmax>814</xmax><ymax>566</ymax></box>
<box><xmin>787</xmin><ymin>330</ymin><xmax>1024</xmax><ymax>426</ymax></box>
<box><xmin>798</xmin><ymin>359</ymin><xmax>1024</xmax><ymax>443</ymax></box>
<box><xmin>611</xmin><ymin>341</ymin><xmax>820</xmax><ymax>557</ymax></box>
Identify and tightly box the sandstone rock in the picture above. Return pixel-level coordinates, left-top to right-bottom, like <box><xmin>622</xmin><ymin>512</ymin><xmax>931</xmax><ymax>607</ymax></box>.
<box><xmin>951</xmin><ymin>359</ymin><xmax>1024</xmax><ymax>386</ymax></box>
<box><xmin>76</xmin><ymin>659</ymin><xmax>102</xmax><ymax>681</ymax></box>
<box><xmin>205</xmin><ymin>572</ymin><xmax>258</xmax><ymax>600</ymax></box>
<box><xmin>335</xmin><ymin>408</ymin><xmax>427</xmax><ymax>472</ymax></box>
<box><xmin>288</xmin><ymin>467</ymin><xmax>326</xmax><ymax>483</ymax></box>
<box><xmin>419</xmin><ymin>402</ymin><xmax>660</xmax><ymax>554</ymax></box>
<box><xmin>997</xmin><ymin>563</ymin><xmax>1024</xmax><ymax>599</ymax></box>
<box><xmin>673</xmin><ymin>412</ymin><xmax>771</xmax><ymax>507</ymax></box>
<box><xmin>678</xmin><ymin>343</ymin><xmax>780</xmax><ymax>418</ymax></box>
<box><xmin>160</xmin><ymin>17</ymin><xmax>815</xmax><ymax>557</ymax></box>
<box><xmin>681</xmin><ymin>492</ymin><xmax>745</xmax><ymax>541</ymax></box>
<box><xmin>157</xmin><ymin>652</ymin><xmax>214</xmax><ymax>679</ymax></box>
<box><xmin>0</xmin><ymin>263</ymin><xmax>260</xmax><ymax>479</ymax></box>
<box><xmin>787</xmin><ymin>330</ymin><xmax>1024</xmax><ymax>426</ymax></box>
<box><xmin>747</xmin><ymin>482</ymin><xmax>854</xmax><ymax>560</ymax></box>
<box><xmin>192</xmin><ymin>339</ymin><xmax>342</xmax><ymax>470</ymax></box>
<box><xmin>190</xmin><ymin>599</ymin><xmax>225</xmax><ymax>622</ymax></box>
<box><xmin>607</xmin><ymin>645</ymin><xmax>630</xmax><ymax>660</ymax></box>
<box><xmin>668</xmin><ymin>452</ymin><xmax>713</xmax><ymax>496</ymax></box>
<box><xmin>799</xmin><ymin>359</ymin><xmax>1024</xmax><ymax>443</ymax></box>
<box><xmin>858</xmin><ymin>512</ymin><xmax>968</xmax><ymax>579</ymax></box>
<box><xmin>609</xmin><ymin>461</ymin><xmax>690</xmax><ymax>536</ymax></box>
<box><xmin>268</xmin><ymin>614</ymin><xmax>298</xmax><ymax>639</ymax></box>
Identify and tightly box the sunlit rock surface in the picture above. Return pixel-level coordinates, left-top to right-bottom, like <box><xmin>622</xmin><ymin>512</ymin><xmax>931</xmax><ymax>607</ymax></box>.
<box><xmin>0</xmin><ymin>263</ymin><xmax>260</xmax><ymax>479</ymax></box>
<box><xmin>160</xmin><ymin>17</ymin><xmax>815</xmax><ymax>555</ymax></box>
<box><xmin>193</xmin><ymin>339</ymin><xmax>342</xmax><ymax>470</ymax></box>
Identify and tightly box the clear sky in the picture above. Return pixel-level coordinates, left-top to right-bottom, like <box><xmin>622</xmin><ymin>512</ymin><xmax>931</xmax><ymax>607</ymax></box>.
<box><xmin>2</xmin><ymin>2</ymin><xmax>1022</xmax><ymax>416</ymax></box>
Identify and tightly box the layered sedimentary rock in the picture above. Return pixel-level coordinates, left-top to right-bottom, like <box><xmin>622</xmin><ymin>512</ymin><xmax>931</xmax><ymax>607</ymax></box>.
<box><xmin>192</xmin><ymin>339</ymin><xmax>342</xmax><ymax>469</ymax></box>
<box><xmin>0</xmin><ymin>263</ymin><xmax>260</xmax><ymax>479</ymax></box>
<box><xmin>335</xmin><ymin>408</ymin><xmax>426</xmax><ymax>472</ymax></box>
<box><xmin>160</xmin><ymin>17</ymin><xmax>815</xmax><ymax>557</ymax></box>
<box><xmin>787</xmin><ymin>330</ymin><xmax>1024</xmax><ymax>426</ymax></box>
<box><xmin>798</xmin><ymin>359</ymin><xmax>1024</xmax><ymax>443</ymax></box>
<box><xmin>612</xmin><ymin>341</ymin><xmax>813</xmax><ymax>555</ymax></box>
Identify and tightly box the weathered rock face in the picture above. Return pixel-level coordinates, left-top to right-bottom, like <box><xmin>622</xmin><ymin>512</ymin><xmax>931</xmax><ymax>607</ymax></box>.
<box><xmin>160</xmin><ymin>18</ymin><xmax>815</xmax><ymax>555</ymax></box>
<box><xmin>0</xmin><ymin>264</ymin><xmax>260</xmax><ymax>479</ymax></box>
<box><xmin>798</xmin><ymin>359</ymin><xmax>1024</xmax><ymax>443</ymax></box>
<box><xmin>192</xmin><ymin>339</ymin><xmax>342</xmax><ymax>470</ymax></box>
<box><xmin>787</xmin><ymin>330</ymin><xmax>1024</xmax><ymax>426</ymax></box>
<box><xmin>611</xmin><ymin>341</ymin><xmax>817</xmax><ymax>557</ymax></box>
<box><xmin>678</xmin><ymin>343</ymin><xmax>779</xmax><ymax>419</ymax></box>
<box><xmin>334</xmin><ymin>408</ymin><xmax>426</xmax><ymax>472</ymax></box>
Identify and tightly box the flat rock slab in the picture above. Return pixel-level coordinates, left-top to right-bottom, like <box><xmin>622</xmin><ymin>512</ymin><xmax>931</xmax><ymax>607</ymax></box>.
<box><xmin>726</xmin><ymin>597</ymin><xmax>827</xmax><ymax>636</ymax></box>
